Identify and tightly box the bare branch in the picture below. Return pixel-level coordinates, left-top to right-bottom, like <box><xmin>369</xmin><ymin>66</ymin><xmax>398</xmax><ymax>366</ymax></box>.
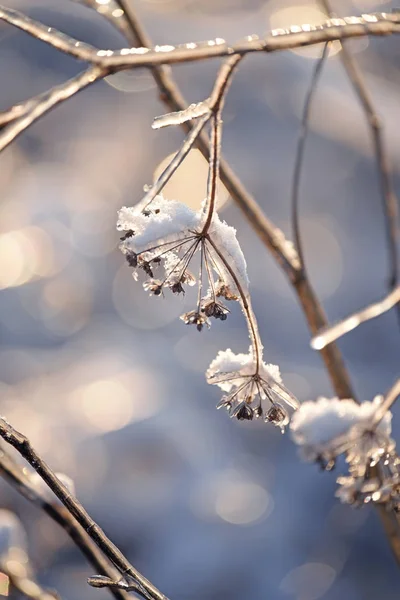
<box><xmin>372</xmin><ymin>378</ymin><xmax>400</xmax><ymax>427</ymax></box>
<box><xmin>0</xmin><ymin>66</ymin><xmax>105</xmax><ymax>152</ymax></box>
<box><xmin>141</xmin><ymin>55</ymin><xmax>241</xmax><ymax>210</ymax></box>
<box><xmin>291</xmin><ymin>42</ymin><xmax>330</xmax><ymax>266</ymax></box>
<box><xmin>311</xmin><ymin>286</ymin><xmax>400</xmax><ymax>350</ymax></box>
<box><xmin>319</xmin><ymin>0</ymin><xmax>400</xmax><ymax>325</ymax></box>
<box><xmin>0</xmin><ymin>447</ymin><xmax>129</xmax><ymax>600</ymax></box>
<box><xmin>0</xmin><ymin>6</ymin><xmax>399</xmax><ymax>69</ymax></box>
<box><xmin>0</xmin><ymin>422</ymin><xmax>169</xmax><ymax>600</ymax></box>
<box><xmin>110</xmin><ymin>0</ymin><xmax>356</xmax><ymax>401</ymax></box>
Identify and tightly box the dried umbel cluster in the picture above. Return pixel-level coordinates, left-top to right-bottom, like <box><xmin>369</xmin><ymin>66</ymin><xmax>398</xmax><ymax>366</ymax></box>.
<box><xmin>291</xmin><ymin>396</ymin><xmax>400</xmax><ymax>511</ymax></box>
<box><xmin>117</xmin><ymin>193</ymin><xmax>299</xmax><ymax>427</ymax></box>
<box><xmin>116</xmin><ymin>54</ymin><xmax>301</xmax><ymax>428</ymax></box>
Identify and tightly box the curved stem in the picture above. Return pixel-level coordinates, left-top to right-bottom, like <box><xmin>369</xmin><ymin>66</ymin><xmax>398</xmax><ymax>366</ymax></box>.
<box><xmin>202</xmin><ymin>112</ymin><xmax>222</xmax><ymax>234</ymax></box>
<box><xmin>201</xmin><ymin>55</ymin><xmax>242</xmax><ymax>234</ymax></box>
<box><xmin>292</xmin><ymin>43</ymin><xmax>330</xmax><ymax>266</ymax></box>
<box><xmin>206</xmin><ymin>235</ymin><xmax>262</xmax><ymax>371</ymax></box>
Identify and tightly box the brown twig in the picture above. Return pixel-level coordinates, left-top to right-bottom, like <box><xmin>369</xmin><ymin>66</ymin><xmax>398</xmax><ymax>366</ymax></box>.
<box><xmin>0</xmin><ymin>447</ymin><xmax>129</xmax><ymax>600</ymax></box>
<box><xmin>113</xmin><ymin>1</ymin><xmax>355</xmax><ymax>401</ymax></box>
<box><xmin>0</xmin><ymin>423</ymin><xmax>168</xmax><ymax>600</ymax></box>
<box><xmin>0</xmin><ymin>6</ymin><xmax>399</xmax><ymax>68</ymax></box>
<box><xmin>319</xmin><ymin>0</ymin><xmax>400</xmax><ymax>326</ymax></box>
<box><xmin>291</xmin><ymin>43</ymin><xmax>330</xmax><ymax>267</ymax></box>
<box><xmin>311</xmin><ymin>285</ymin><xmax>400</xmax><ymax>350</ymax></box>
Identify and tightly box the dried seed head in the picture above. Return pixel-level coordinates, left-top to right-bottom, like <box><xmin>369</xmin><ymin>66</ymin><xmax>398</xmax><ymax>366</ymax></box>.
<box><xmin>201</xmin><ymin>298</ymin><xmax>229</xmax><ymax>320</ymax></box>
<box><xmin>120</xmin><ymin>230</ymin><xmax>135</xmax><ymax>241</ymax></box>
<box><xmin>180</xmin><ymin>310</ymin><xmax>211</xmax><ymax>332</ymax></box>
<box><xmin>231</xmin><ymin>402</ymin><xmax>254</xmax><ymax>421</ymax></box>
<box><xmin>265</xmin><ymin>403</ymin><xmax>289</xmax><ymax>429</ymax></box>
<box><xmin>170</xmin><ymin>281</ymin><xmax>185</xmax><ymax>295</ymax></box>
<box><xmin>125</xmin><ymin>251</ymin><xmax>138</xmax><ymax>268</ymax></box>
<box><xmin>143</xmin><ymin>279</ymin><xmax>163</xmax><ymax>296</ymax></box>
<box><xmin>215</xmin><ymin>281</ymin><xmax>239</xmax><ymax>301</ymax></box>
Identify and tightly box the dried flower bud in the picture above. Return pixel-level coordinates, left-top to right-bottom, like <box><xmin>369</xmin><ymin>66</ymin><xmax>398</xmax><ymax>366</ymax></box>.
<box><xmin>125</xmin><ymin>251</ymin><xmax>138</xmax><ymax>268</ymax></box>
<box><xmin>231</xmin><ymin>402</ymin><xmax>254</xmax><ymax>421</ymax></box>
<box><xmin>170</xmin><ymin>281</ymin><xmax>185</xmax><ymax>295</ymax></box>
<box><xmin>265</xmin><ymin>403</ymin><xmax>289</xmax><ymax>429</ymax></box>
<box><xmin>143</xmin><ymin>279</ymin><xmax>163</xmax><ymax>296</ymax></box>
<box><xmin>215</xmin><ymin>281</ymin><xmax>239</xmax><ymax>301</ymax></box>
<box><xmin>201</xmin><ymin>299</ymin><xmax>229</xmax><ymax>320</ymax></box>
<box><xmin>120</xmin><ymin>230</ymin><xmax>135</xmax><ymax>241</ymax></box>
<box><xmin>180</xmin><ymin>310</ymin><xmax>210</xmax><ymax>332</ymax></box>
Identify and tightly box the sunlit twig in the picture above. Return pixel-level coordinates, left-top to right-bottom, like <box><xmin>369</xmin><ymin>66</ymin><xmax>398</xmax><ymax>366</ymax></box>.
<box><xmin>0</xmin><ymin>6</ymin><xmax>399</xmax><ymax>69</ymax></box>
<box><xmin>0</xmin><ymin>66</ymin><xmax>105</xmax><ymax>152</ymax></box>
<box><xmin>319</xmin><ymin>0</ymin><xmax>400</xmax><ymax>327</ymax></box>
<box><xmin>311</xmin><ymin>286</ymin><xmax>400</xmax><ymax>350</ymax></box>
<box><xmin>291</xmin><ymin>42</ymin><xmax>330</xmax><ymax>267</ymax></box>
<box><xmin>0</xmin><ymin>446</ymin><xmax>128</xmax><ymax>600</ymax></box>
<box><xmin>0</xmin><ymin>422</ymin><xmax>168</xmax><ymax>600</ymax></box>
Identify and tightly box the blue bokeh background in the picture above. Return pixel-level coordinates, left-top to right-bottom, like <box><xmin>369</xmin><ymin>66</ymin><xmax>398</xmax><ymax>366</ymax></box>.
<box><xmin>0</xmin><ymin>1</ymin><xmax>399</xmax><ymax>599</ymax></box>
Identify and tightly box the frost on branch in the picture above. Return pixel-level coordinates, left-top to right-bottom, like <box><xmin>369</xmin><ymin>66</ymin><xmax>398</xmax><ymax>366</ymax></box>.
<box><xmin>290</xmin><ymin>396</ymin><xmax>400</xmax><ymax>510</ymax></box>
<box><xmin>117</xmin><ymin>195</ymin><xmax>247</xmax><ymax>329</ymax></box>
<box><xmin>207</xmin><ymin>347</ymin><xmax>299</xmax><ymax>427</ymax></box>
<box><xmin>152</xmin><ymin>101</ymin><xmax>211</xmax><ymax>129</ymax></box>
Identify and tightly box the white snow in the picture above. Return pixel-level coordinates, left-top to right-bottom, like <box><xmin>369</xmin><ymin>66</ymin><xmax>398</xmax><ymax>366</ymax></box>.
<box><xmin>290</xmin><ymin>396</ymin><xmax>393</xmax><ymax>460</ymax></box>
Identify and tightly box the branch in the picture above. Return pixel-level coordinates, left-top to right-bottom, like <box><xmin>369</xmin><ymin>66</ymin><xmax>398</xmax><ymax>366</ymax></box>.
<box><xmin>0</xmin><ymin>447</ymin><xmax>129</xmax><ymax>600</ymax></box>
<box><xmin>291</xmin><ymin>42</ymin><xmax>330</xmax><ymax>266</ymax></box>
<box><xmin>0</xmin><ymin>66</ymin><xmax>105</xmax><ymax>152</ymax></box>
<box><xmin>319</xmin><ymin>1</ymin><xmax>400</xmax><ymax>325</ymax></box>
<box><xmin>140</xmin><ymin>54</ymin><xmax>241</xmax><ymax>211</ymax></box>
<box><xmin>0</xmin><ymin>6</ymin><xmax>399</xmax><ymax>68</ymax></box>
<box><xmin>311</xmin><ymin>285</ymin><xmax>400</xmax><ymax>350</ymax></box>
<box><xmin>0</xmin><ymin>423</ymin><xmax>168</xmax><ymax>600</ymax></box>
<box><xmin>111</xmin><ymin>1</ymin><xmax>356</xmax><ymax>401</ymax></box>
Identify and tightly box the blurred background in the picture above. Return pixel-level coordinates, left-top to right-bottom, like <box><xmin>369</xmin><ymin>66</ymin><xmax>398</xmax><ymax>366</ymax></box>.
<box><xmin>0</xmin><ymin>0</ymin><xmax>399</xmax><ymax>598</ymax></box>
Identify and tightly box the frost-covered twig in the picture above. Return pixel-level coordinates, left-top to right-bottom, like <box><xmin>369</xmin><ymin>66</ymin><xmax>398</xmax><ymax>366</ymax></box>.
<box><xmin>140</xmin><ymin>55</ymin><xmax>241</xmax><ymax>211</ymax></box>
<box><xmin>319</xmin><ymin>0</ymin><xmax>400</xmax><ymax>326</ymax></box>
<box><xmin>0</xmin><ymin>447</ymin><xmax>128</xmax><ymax>600</ymax></box>
<box><xmin>0</xmin><ymin>66</ymin><xmax>105</xmax><ymax>153</ymax></box>
<box><xmin>371</xmin><ymin>379</ymin><xmax>400</xmax><ymax>428</ymax></box>
<box><xmin>0</xmin><ymin>6</ymin><xmax>399</xmax><ymax>69</ymax></box>
<box><xmin>311</xmin><ymin>285</ymin><xmax>400</xmax><ymax>350</ymax></box>
<box><xmin>0</xmin><ymin>420</ymin><xmax>168</xmax><ymax>600</ymax></box>
<box><xmin>291</xmin><ymin>42</ymin><xmax>330</xmax><ymax>266</ymax></box>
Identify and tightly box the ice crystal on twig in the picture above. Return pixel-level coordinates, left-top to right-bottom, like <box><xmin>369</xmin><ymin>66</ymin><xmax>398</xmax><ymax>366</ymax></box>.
<box><xmin>207</xmin><ymin>348</ymin><xmax>299</xmax><ymax>427</ymax></box>
<box><xmin>152</xmin><ymin>101</ymin><xmax>211</xmax><ymax>129</ymax></box>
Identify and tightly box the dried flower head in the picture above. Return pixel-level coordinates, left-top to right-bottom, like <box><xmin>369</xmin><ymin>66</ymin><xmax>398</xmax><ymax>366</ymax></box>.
<box><xmin>207</xmin><ymin>347</ymin><xmax>299</xmax><ymax>427</ymax></box>
<box><xmin>117</xmin><ymin>195</ymin><xmax>248</xmax><ymax>330</ymax></box>
<box><xmin>290</xmin><ymin>396</ymin><xmax>394</xmax><ymax>466</ymax></box>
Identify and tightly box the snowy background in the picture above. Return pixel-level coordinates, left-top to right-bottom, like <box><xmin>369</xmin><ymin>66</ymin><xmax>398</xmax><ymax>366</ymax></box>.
<box><xmin>0</xmin><ymin>0</ymin><xmax>399</xmax><ymax>599</ymax></box>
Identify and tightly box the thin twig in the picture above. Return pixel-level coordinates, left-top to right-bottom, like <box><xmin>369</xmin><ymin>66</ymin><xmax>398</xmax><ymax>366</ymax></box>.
<box><xmin>0</xmin><ymin>447</ymin><xmax>129</xmax><ymax>600</ymax></box>
<box><xmin>292</xmin><ymin>42</ymin><xmax>330</xmax><ymax>266</ymax></box>
<box><xmin>0</xmin><ymin>6</ymin><xmax>399</xmax><ymax>68</ymax></box>
<box><xmin>0</xmin><ymin>423</ymin><xmax>168</xmax><ymax>600</ymax></box>
<box><xmin>311</xmin><ymin>285</ymin><xmax>400</xmax><ymax>350</ymax></box>
<box><xmin>0</xmin><ymin>66</ymin><xmax>105</xmax><ymax>152</ymax></box>
<box><xmin>141</xmin><ymin>55</ymin><xmax>241</xmax><ymax>211</ymax></box>
<box><xmin>319</xmin><ymin>0</ymin><xmax>400</xmax><ymax>326</ymax></box>
<box><xmin>111</xmin><ymin>0</ymin><xmax>355</xmax><ymax>400</ymax></box>
<box><xmin>372</xmin><ymin>378</ymin><xmax>400</xmax><ymax>427</ymax></box>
